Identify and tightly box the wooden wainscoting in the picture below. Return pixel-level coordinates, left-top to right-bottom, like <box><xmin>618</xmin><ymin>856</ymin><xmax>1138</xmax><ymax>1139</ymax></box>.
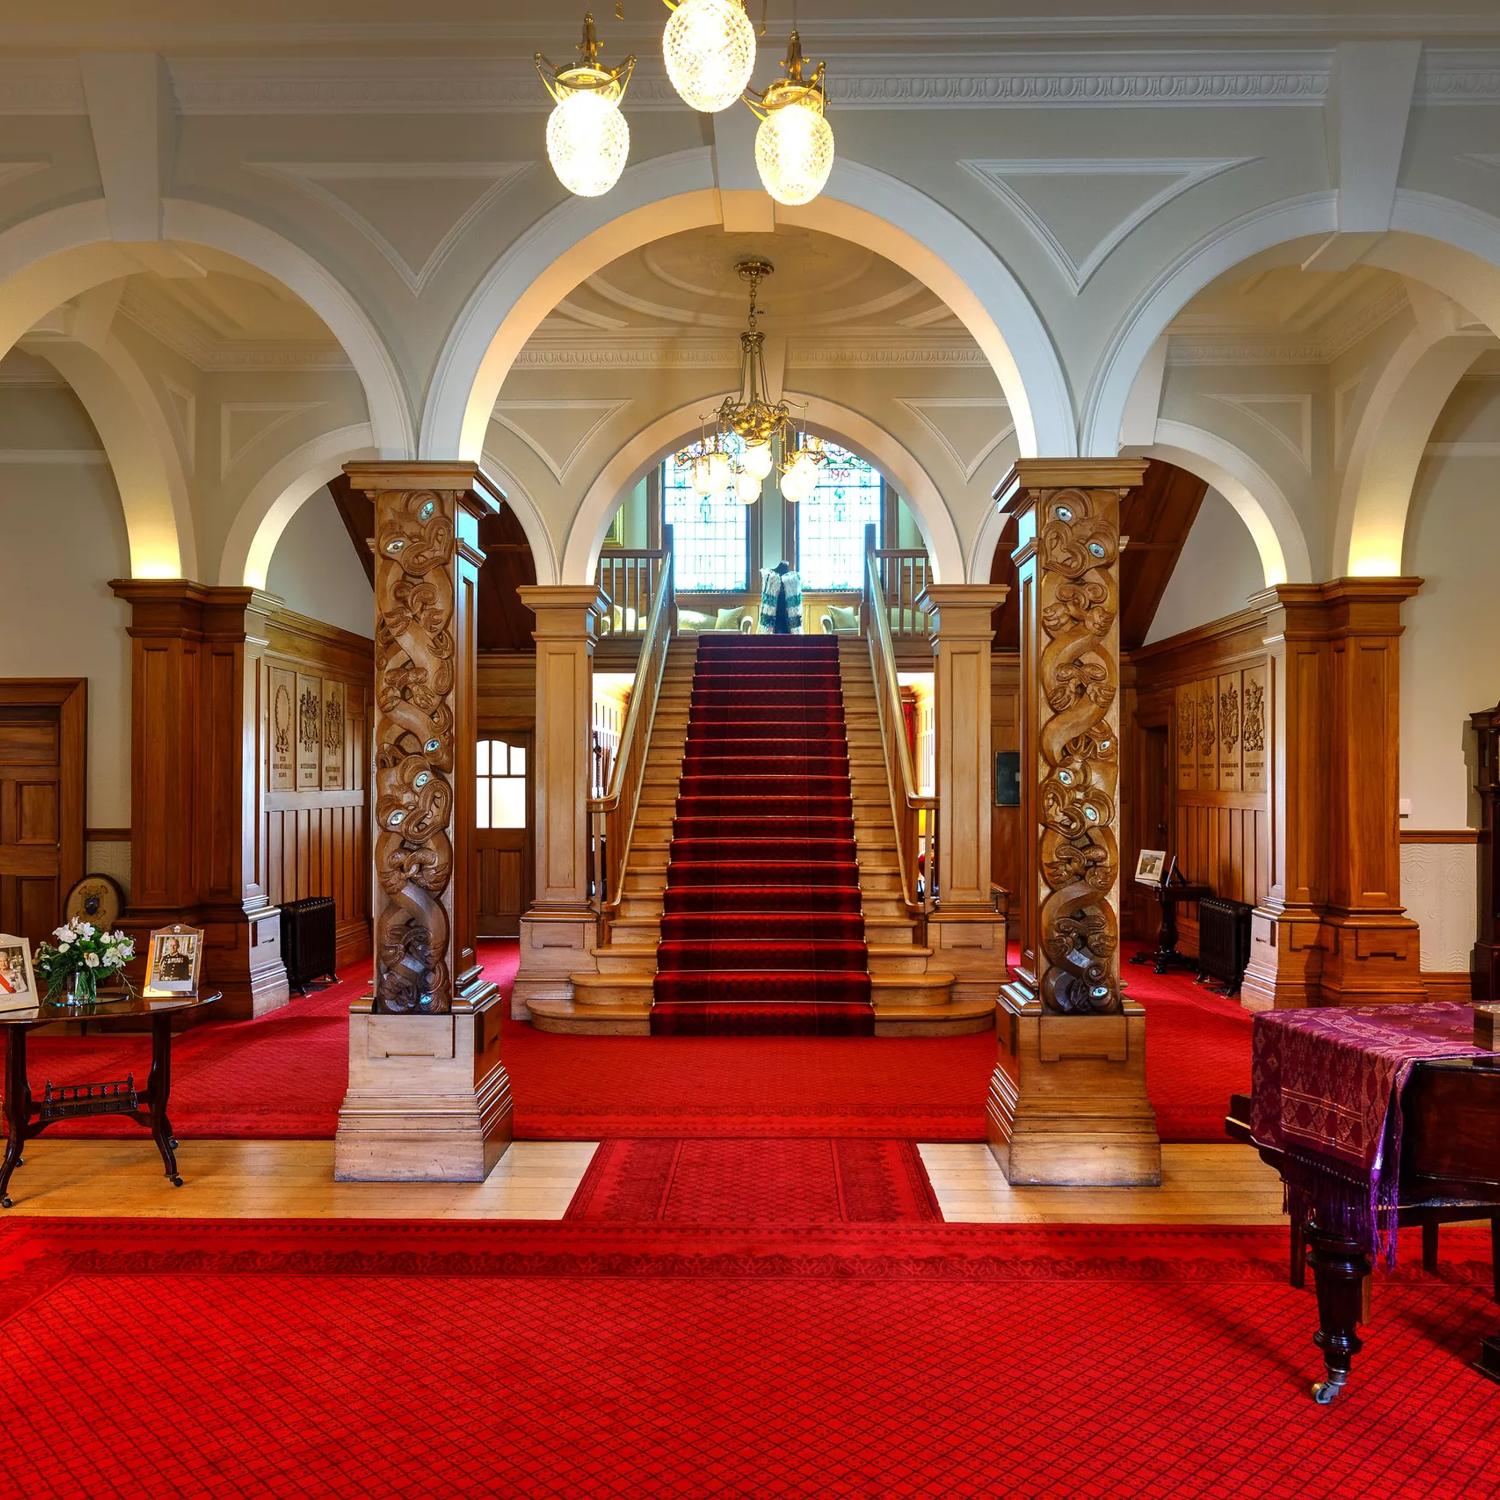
<box><xmin>260</xmin><ymin>608</ymin><xmax>373</xmax><ymax>969</ymax></box>
<box><xmin>1123</xmin><ymin>606</ymin><xmax>1274</xmax><ymax>954</ymax></box>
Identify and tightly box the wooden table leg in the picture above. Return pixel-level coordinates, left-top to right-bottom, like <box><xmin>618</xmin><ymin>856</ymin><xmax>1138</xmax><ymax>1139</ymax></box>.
<box><xmin>146</xmin><ymin>1013</ymin><xmax>182</xmax><ymax>1187</ymax></box>
<box><xmin>1306</xmin><ymin>1226</ymin><xmax>1371</xmax><ymax>1403</ymax></box>
<box><xmin>1</xmin><ymin>1028</ymin><xmax>30</xmax><ymax>1208</ymax></box>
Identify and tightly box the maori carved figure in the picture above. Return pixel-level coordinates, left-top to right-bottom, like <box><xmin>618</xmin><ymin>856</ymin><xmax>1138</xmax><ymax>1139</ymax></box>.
<box><xmin>1036</xmin><ymin>489</ymin><xmax>1121</xmax><ymax>1015</ymax></box>
<box><xmin>1243</xmin><ymin>678</ymin><xmax>1265</xmax><ymax>753</ymax></box>
<box><xmin>373</xmin><ymin>490</ymin><xmax>457</xmax><ymax>1014</ymax></box>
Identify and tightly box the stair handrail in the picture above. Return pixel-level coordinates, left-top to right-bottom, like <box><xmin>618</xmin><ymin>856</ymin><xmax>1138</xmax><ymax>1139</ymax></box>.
<box><xmin>589</xmin><ymin>525</ymin><xmax>675</xmax><ymax>932</ymax></box>
<box><xmin>863</xmin><ymin>524</ymin><xmax>936</xmax><ymax>913</ymax></box>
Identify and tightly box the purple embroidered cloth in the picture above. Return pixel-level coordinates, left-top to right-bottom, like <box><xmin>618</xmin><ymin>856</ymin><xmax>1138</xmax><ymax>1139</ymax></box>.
<box><xmin>1250</xmin><ymin>1002</ymin><xmax>1489</xmax><ymax>1265</ymax></box>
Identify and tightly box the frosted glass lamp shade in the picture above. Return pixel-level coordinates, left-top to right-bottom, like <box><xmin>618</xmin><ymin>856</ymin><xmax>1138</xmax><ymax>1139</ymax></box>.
<box><xmin>742</xmin><ymin>440</ymin><xmax>774</xmax><ymax>480</ymax></box>
<box><xmin>706</xmin><ymin>449</ymin><xmax>731</xmax><ymax>492</ymax></box>
<box><xmin>691</xmin><ymin>455</ymin><xmax>716</xmax><ymax>496</ymax></box>
<box><xmin>663</xmin><ymin>0</ymin><xmax>757</xmax><ymax>113</ymax></box>
<box><xmin>734</xmin><ymin>469</ymin><xmax>761</xmax><ymax>504</ymax></box>
<box><xmin>755</xmin><ymin>98</ymin><xmax>834</xmax><ymax>207</ymax></box>
<box><xmin>546</xmin><ymin>89</ymin><xmax>630</xmax><ymax>198</ymax></box>
<box><xmin>780</xmin><ymin>464</ymin><xmax>814</xmax><ymax>503</ymax></box>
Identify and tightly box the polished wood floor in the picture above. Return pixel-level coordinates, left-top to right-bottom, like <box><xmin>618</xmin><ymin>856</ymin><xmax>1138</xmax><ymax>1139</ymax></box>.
<box><xmin>0</xmin><ymin>1139</ymin><xmax>1285</xmax><ymax>1223</ymax></box>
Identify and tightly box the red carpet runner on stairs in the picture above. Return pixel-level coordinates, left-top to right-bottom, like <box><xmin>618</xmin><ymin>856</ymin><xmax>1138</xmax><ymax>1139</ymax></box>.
<box><xmin>652</xmin><ymin>634</ymin><xmax>875</xmax><ymax>1036</ymax></box>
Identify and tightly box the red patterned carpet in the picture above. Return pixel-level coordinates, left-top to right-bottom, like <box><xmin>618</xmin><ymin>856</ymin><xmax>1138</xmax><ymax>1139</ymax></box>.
<box><xmin>654</xmin><ymin>635</ymin><xmax>874</xmax><ymax>1035</ymax></box>
<box><xmin>2</xmin><ymin>1217</ymin><xmax>1496</xmax><ymax>1498</ymax></box>
<box><xmin>3</xmin><ymin>940</ymin><xmax>1253</xmax><ymax>1143</ymax></box>
<box><xmin>566</xmin><ymin>1138</ymin><xmax>942</xmax><ymax>1222</ymax></box>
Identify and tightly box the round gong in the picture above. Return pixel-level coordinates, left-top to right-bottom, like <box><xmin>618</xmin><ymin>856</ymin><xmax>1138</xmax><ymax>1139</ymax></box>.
<box><xmin>64</xmin><ymin>873</ymin><xmax>125</xmax><ymax>930</ymax></box>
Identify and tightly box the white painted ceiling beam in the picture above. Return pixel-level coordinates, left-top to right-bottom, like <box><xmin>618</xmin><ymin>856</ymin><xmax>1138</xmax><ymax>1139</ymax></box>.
<box><xmin>1324</xmin><ymin>42</ymin><xmax>1421</xmax><ymax>233</ymax></box>
<box><xmin>80</xmin><ymin>52</ymin><xmax>175</xmax><ymax>242</ymax></box>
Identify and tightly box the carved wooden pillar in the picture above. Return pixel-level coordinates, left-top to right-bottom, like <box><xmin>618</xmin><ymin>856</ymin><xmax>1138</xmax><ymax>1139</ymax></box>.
<box><xmin>512</xmin><ymin>585</ymin><xmax>610</xmax><ymax>1018</ymax></box>
<box><xmin>110</xmin><ymin>580</ymin><xmax>288</xmax><ymax>1019</ymax></box>
<box><xmin>334</xmin><ymin>462</ymin><xmax>512</xmax><ymax>1182</ymax></box>
<box><xmin>918</xmin><ymin>584</ymin><xmax>1010</xmax><ymax>1007</ymax></box>
<box><xmin>988</xmin><ymin>460</ymin><xmax>1162</xmax><ymax>1187</ymax></box>
<box><xmin>1241</xmin><ymin>579</ymin><xmax>1423</xmax><ymax>1009</ymax></box>
<box><xmin>1470</xmin><ymin>701</ymin><xmax>1500</xmax><ymax>1000</ymax></box>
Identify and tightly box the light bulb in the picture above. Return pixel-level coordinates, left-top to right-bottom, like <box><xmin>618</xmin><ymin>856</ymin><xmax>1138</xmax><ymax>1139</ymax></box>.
<box><xmin>734</xmin><ymin>469</ymin><xmax>761</xmax><ymax>504</ymax></box>
<box><xmin>663</xmin><ymin>0</ymin><xmax>756</xmax><ymax>113</ymax></box>
<box><xmin>706</xmin><ymin>449</ymin><xmax>730</xmax><ymax>491</ymax></box>
<box><xmin>691</xmin><ymin>454</ymin><xmax>715</xmax><ymax>496</ymax></box>
<box><xmin>755</xmin><ymin>96</ymin><xmax>834</xmax><ymax>207</ymax></box>
<box><xmin>545</xmin><ymin>88</ymin><xmax>630</xmax><ymax>198</ymax></box>
<box><xmin>742</xmin><ymin>441</ymin><xmax>774</xmax><ymax>480</ymax></box>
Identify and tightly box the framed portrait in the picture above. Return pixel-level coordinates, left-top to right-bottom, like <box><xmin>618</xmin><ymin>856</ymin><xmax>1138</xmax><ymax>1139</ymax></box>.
<box><xmin>1135</xmin><ymin>849</ymin><xmax>1167</xmax><ymax>886</ymax></box>
<box><xmin>0</xmin><ymin>935</ymin><xmax>38</xmax><ymax>1014</ymax></box>
<box><xmin>994</xmin><ymin>750</ymin><xmax>1021</xmax><ymax>807</ymax></box>
<box><xmin>145</xmin><ymin>925</ymin><xmax>203</xmax><ymax>996</ymax></box>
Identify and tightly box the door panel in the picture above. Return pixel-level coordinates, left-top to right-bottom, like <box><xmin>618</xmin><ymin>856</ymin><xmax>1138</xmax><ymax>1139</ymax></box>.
<box><xmin>0</xmin><ymin>698</ymin><xmax>77</xmax><ymax>949</ymax></box>
<box><xmin>474</xmin><ymin>731</ymin><xmax>534</xmax><ymax>939</ymax></box>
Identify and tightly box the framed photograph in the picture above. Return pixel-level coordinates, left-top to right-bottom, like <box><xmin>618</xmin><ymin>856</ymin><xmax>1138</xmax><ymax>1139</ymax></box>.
<box><xmin>0</xmin><ymin>935</ymin><xmax>37</xmax><ymax>1013</ymax></box>
<box><xmin>1135</xmin><ymin>849</ymin><xmax>1167</xmax><ymax>886</ymax></box>
<box><xmin>145</xmin><ymin>925</ymin><xmax>203</xmax><ymax>996</ymax></box>
<box><xmin>994</xmin><ymin>750</ymin><xmax>1021</xmax><ymax>807</ymax></box>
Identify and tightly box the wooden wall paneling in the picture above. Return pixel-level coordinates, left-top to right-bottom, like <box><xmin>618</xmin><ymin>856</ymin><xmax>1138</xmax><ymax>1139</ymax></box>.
<box><xmin>295</xmin><ymin>673</ymin><xmax>321</xmax><ymax>789</ymax></box>
<box><xmin>1175</xmin><ymin>682</ymin><xmax>1196</xmax><ymax>792</ymax></box>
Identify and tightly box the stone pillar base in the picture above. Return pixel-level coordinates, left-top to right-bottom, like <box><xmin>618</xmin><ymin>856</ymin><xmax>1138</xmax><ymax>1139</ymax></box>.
<box><xmin>1317</xmin><ymin>912</ymin><xmax>1424</xmax><ymax>1005</ymax></box>
<box><xmin>1241</xmin><ymin>906</ymin><xmax>1324</xmax><ymax>1012</ymax></box>
<box><xmin>334</xmin><ymin>983</ymin><xmax>511</xmax><ymax>1181</ymax></box>
<box><xmin>987</xmin><ymin>986</ymin><xmax>1162</xmax><ymax>1186</ymax></box>
<box><xmin>513</xmin><ymin>907</ymin><xmax>599</xmax><ymax>1019</ymax></box>
<box><xmin>927</xmin><ymin>908</ymin><xmax>1007</xmax><ymax>1008</ymax></box>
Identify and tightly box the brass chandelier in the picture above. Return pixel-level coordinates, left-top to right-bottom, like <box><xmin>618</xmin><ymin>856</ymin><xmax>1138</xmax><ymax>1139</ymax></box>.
<box><xmin>536</xmin><ymin>5</ymin><xmax>833</xmax><ymax>206</ymax></box>
<box><xmin>674</xmin><ymin>259</ymin><xmax>827</xmax><ymax>505</ymax></box>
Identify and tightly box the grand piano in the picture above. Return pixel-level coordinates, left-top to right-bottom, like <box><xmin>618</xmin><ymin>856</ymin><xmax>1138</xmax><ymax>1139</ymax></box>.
<box><xmin>1228</xmin><ymin>1054</ymin><xmax>1500</xmax><ymax>1402</ymax></box>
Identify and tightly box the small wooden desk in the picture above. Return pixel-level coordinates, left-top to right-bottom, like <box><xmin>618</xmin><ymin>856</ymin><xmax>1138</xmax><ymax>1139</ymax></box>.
<box><xmin>1129</xmin><ymin>881</ymin><xmax>1212</xmax><ymax>974</ymax></box>
<box><xmin>1</xmin><ymin>990</ymin><xmax>219</xmax><ymax>1207</ymax></box>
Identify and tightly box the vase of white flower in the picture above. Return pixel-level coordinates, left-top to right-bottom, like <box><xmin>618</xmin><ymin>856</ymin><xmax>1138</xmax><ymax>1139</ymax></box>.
<box><xmin>34</xmin><ymin>918</ymin><xmax>135</xmax><ymax>1007</ymax></box>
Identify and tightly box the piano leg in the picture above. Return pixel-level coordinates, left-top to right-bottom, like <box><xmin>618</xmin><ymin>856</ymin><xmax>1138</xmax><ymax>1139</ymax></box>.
<box><xmin>1306</xmin><ymin>1226</ymin><xmax>1370</xmax><ymax>1404</ymax></box>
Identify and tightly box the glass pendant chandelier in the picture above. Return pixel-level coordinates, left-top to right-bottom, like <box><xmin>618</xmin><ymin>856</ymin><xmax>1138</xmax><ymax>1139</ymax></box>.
<box><xmin>746</xmin><ymin>30</ymin><xmax>834</xmax><ymax>207</ymax></box>
<box><xmin>778</xmin><ymin>431</ymin><xmax>824</xmax><ymax>502</ymax></box>
<box><xmin>662</xmin><ymin>0</ymin><xmax>757</xmax><ymax>113</ymax></box>
<box><xmin>535</xmin><ymin>14</ymin><xmax>635</xmax><ymax>198</ymax></box>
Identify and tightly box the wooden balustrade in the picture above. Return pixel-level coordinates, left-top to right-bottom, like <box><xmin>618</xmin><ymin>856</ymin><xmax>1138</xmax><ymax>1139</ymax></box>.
<box><xmin>596</xmin><ymin>548</ymin><xmax>665</xmax><ymax>636</ymax></box>
<box><xmin>875</xmin><ymin>548</ymin><xmax>931</xmax><ymax>637</ymax></box>
<box><xmin>588</xmin><ymin>537</ymin><xmax>675</xmax><ymax>935</ymax></box>
<box><xmin>864</xmin><ymin>526</ymin><xmax>936</xmax><ymax>913</ymax></box>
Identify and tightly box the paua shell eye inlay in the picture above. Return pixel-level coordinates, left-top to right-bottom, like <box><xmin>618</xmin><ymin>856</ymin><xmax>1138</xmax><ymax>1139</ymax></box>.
<box><xmin>1088</xmin><ymin>541</ymin><xmax>1106</xmax><ymax>558</ymax></box>
<box><xmin>414</xmin><ymin>772</ymin><xmax>430</xmax><ymax>789</ymax></box>
<box><xmin>1084</xmin><ymin>806</ymin><xmax>1098</xmax><ymax>821</ymax></box>
<box><xmin>1055</xmin><ymin>505</ymin><xmax>1074</xmax><ymax>522</ymax></box>
<box><xmin>390</xmin><ymin>810</ymin><xmax>406</xmax><ymax>825</ymax></box>
<box><xmin>1058</xmin><ymin>769</ymin><xmax>1074</xmax><ymax>786</ymax></box>
<box><xmin>419</xmin><ymin>499</ymin><xmax>436</xmax><ymax>520</ymax></box>
<box><xmin>385</xmin><ymin>537</ymin><xmax>407</xmax><ymax>554</ymax></box>
<box><xmin>424</xmin><ymin>738</ymin><xmax>441</xmax><ymax>753</ymax></box>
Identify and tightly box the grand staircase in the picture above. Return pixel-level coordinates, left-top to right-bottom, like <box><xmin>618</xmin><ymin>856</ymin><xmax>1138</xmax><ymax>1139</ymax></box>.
<box><xmin>529</xmin><ymin>626</ymin><xmax>997</xmax><ymax>1036</ymax></box>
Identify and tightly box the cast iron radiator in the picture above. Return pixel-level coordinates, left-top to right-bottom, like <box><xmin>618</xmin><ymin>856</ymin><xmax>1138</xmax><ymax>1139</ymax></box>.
<box><xmin>280</xmin><ymin>896</ymin><xmax>338</xmax><ymax>994</ymax></box>
<box><xmin>1195</xmin><ymin>896</ymin><xmax>1252</xmax><ymax>997</ymax></box>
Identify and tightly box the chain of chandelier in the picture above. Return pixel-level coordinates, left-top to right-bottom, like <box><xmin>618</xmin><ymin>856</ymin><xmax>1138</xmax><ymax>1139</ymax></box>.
<box><xmin>673</xmin><ymin>257</ymin><xmax>827</xmax><ymax>507</ymax></box>
<box><xmin>535</xmin><ymin>2</ymin><xmax>832</xmax><ymax>206</ymax></box>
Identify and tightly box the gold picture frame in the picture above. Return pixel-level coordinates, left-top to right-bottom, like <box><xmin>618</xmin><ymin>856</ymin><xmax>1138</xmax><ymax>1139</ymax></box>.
<box><xmin>145</xmin><ymin>924</ymin><xmax>204</xmax><ymax>997</ymax></box>
<box><xmin>1135</xmin><ymin>849</ymin><xmax>1167</xmax><ymax>886</ymax></box>
<box><xmin>0</xmin><ymin>934</ymin><xmax>38</xmax><ymax>1014</ymax></box>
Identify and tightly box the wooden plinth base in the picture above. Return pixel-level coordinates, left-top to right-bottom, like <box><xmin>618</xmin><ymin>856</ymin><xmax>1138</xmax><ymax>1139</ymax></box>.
<box><xmin>334</xmin><ymin>982</ymin><xmax>512</xmax><ymax>1182</ymax></box>
<box><xmin>987</xmin><ymin>985</ymin><xmax>1162</xmax><ymax>1187</ymax></box>
<box><xmin>513</xmin><ymin>908</ymin><xmax>600</xmax><ymax>1020</ymax></box>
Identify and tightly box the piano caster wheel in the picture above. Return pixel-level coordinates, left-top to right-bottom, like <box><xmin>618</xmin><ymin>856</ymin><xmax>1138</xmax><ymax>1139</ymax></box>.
<box><xmin>169</xmin><ymin>1139</ymin><xmax>179</xmax><ymax>1150</ymax></box>
<box><xmin>0</xmin><ymin>1196</ymin><xmax>11</xmax><ymax>1210</ymax></box>
<box><xmin>170</xmin><ymin>1175</ymin><xmax>183</xmax><ymax>1188</ymax></box>
<box><xmin>1311</xmin><ymin>1378</ymin><xmax>1344</xmax><ymax>1404</ymax></box>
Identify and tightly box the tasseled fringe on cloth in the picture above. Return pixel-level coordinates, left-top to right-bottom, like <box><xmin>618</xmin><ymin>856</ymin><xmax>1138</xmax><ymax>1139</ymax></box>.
<box><xmin>1280</xmin><ymin>1131</ymin><xmax>1404</xmax><ymax>1270</ymax></box>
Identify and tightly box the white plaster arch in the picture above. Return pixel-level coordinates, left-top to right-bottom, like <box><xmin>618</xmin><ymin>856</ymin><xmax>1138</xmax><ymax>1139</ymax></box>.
<box><xmin>0</xmin><ymin>200</ymin><xmax>414</xmax><ymax>464</ymax></box>
<box><xmin>423</xmin><ymin>149</ymin><xmax>1074</xmax><ymax>466</ymax></box>
<box><xmin>1334</xmin><ymin>320</ymin><xmax>1489</xmax><ymax>576</ymax></box>
<box><xmin>559</xmin><ymin>393</ymin><xmax>966</xmax><ymax>586</ymax></box>
<box><xmin>27</xmin><ymin>334</ymin><xmax>198</xmax><ymax>579</ymax></box>
<box><xmin>1134</xmin><ymin>422</ymin><xmax>1309</xmax><ymax>586</ymax></box>
<box><xmin>1087</xmin><ymin>192</ymin><xmax>1500</xmax><ymax>460</ymax></box>
<box><xmin>223</xmin><ymin>425</ymin><xmax>378</xmax><ymax>589</ymax></box>
<box><xmin>476</xmin><ymin>450</ymin><xmax>561</xmax><ymax>587</ymax></box>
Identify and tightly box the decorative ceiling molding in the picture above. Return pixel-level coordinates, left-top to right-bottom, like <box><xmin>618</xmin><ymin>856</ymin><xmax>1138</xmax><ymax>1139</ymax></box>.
<box><xmin>117</xmin><ymin>289</ymin><xmax>349</xmax><ymax>371</ymax></box>
<box><xmin>508</xmin><ymin>334</ymin><xmax>989</xmax><ymax>371</ymax></box>
<box><xmin>159</xmin><ymin>373</ymin><xmax>197</xmax><ymax>476</ymax></box>
<box><xmin>219</xmin><ymin>400</ymin><xmax>327</xmax><ymax>479</ymax></box>
<box><xmin>896</xmin><ymin>396</ymin><xmax>1014</xmax><ymax>481</ymax></box>
<box><xmin>1424</xmin><ymin>440</ymin><xmax>1500</xmax><ymax>457</ymax></box>
<box><xmin>1205</xmin><ymin>393</ymin><xmax>1314</xmax><ymax>472</ymax></box>
<box><xmin>1332</xmin><ymin>371</ymin><xmax>1365</xmax><ymax>464</ymax></box>
<box><xmin>248</xmin><ymin>160</ymin><xmax>531</xmax><ymax>295</ymax></box>
<box><xmin>786</xmin><ymin>338</ymin><xmax>990</xmax><ymax>368</ymax></box>
<box><xmin>0</xmin><ymin>447</ymin><xmax>109</xmax><ymax>464</ymax></box>
<box><xmin>490</xmin><ymin>399</ymin><xmax>631</xmax><ymax>483</ymax></box>
<box><xmin>960</xmin><ymin>157</ymin><xmax>1254</xmax><ymax>291</ymax></box>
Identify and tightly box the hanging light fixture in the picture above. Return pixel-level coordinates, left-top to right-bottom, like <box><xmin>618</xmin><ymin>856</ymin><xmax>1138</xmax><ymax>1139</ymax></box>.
<box><xmin>733</xmin><ymin>467</ymin><xmax>762</xmax><ymax>503</ymax></box>
<box><xmin>779</xmin><ymin>430</ymin><xmax>825</xmax><ymax>502</ymax></box>
<box><xmin>716</xmin><ymin>258</ymin><xmax>796</xmax><ymax>451</ymax></box>
<box><xmin>741</xmin><ymin>440</ymin><xmax>774</xmax><ymax>480</ymax></box>
<box><xmin>535</xmin><ymin>14</ymin><xmax>635</xmax><ymax>198</ymax></box>
<box><xmin>745</xmin><ymin>29</ymin><xmax>833</xmax><ymax>207</ymax></box>
<box><xmin>661</xmin><ymin>0</ymin><xmax>757</xmax><ymax>113</ymax></box>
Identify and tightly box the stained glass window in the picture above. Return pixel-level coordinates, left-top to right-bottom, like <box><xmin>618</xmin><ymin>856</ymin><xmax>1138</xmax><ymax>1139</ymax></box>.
<box><xmin>797</xmin><ymin>442</ymin><xmax>884</xmax><ymax>590</ymax></box>
<box><xmin>662</xmin><ymin>438</ymin><xmax>749</xmax><ymax>592</ymax></box>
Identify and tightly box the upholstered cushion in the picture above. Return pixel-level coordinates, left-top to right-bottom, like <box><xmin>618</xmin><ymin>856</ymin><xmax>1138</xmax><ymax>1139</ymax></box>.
<box><xmin>821</xmin><ymin>604</ymin><xmax>860</xmax><ymax>634</ymax></box>
<box><xmin>715</xmin><ymin>605</ymin><xmax>748</xmax><ymax>632</ymax></box>
<box><xmin>676</xmin><ymin>609</ymin><xmax>713</xmax><ymax>633</ymax></box>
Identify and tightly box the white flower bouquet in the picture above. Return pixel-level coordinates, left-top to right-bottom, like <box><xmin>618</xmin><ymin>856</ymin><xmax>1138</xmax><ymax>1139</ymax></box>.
<box><xmin>34</xmin><ymin>917</ymin><xmax>136</xmax><ymax>1005</ymax></box>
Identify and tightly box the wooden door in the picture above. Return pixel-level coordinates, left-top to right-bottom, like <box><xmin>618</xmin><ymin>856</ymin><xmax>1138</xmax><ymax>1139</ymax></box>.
<box><xmin>474</xmin><ymin>730</ymin><xmax>533</xmax><ymax>939</ymax></box>
<box><xmin>0</xmin><ymin>681</ymin><xmax>85</xmax><ymax>949</ymax></box>
<box><xmin>1125</xmin><ymin>717</ymin><xmax>1172</xmax><ymax>942</ymax></box>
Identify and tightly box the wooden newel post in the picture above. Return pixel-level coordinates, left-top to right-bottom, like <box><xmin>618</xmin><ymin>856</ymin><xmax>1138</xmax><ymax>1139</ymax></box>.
<box><xmin>512</xmin><ymin>584</ymin><xmax>611</xmax><ymax>1019</ymax></box>
<box><xmin>988</xmin><ymin>460</ymin><xmax>1162</xmax><ymax>1187</ymax></box>
<box><xmin>334</xmin><ymin>461</ymin><xmax>512</xmax><ymax>1183</ymax></box>
<box><xmin>917</xmin><ymin>583</ymin><xmax>1010</xmax><ymax>1007</ymax></box>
